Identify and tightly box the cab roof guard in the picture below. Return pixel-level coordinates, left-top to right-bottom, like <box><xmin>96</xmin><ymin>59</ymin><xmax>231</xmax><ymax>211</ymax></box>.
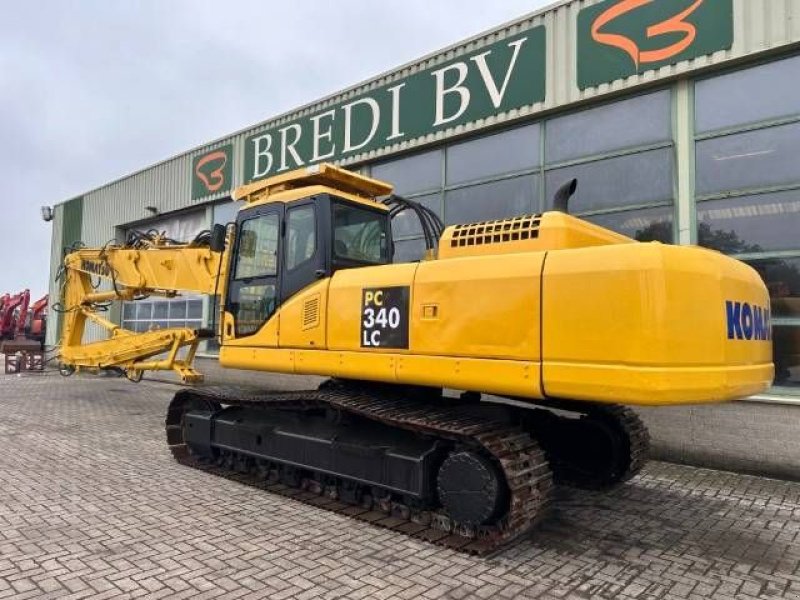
<box><xmin>233</xmin><ymin>163</ymin><xmax>394</xmax><ymax>204</ymax></box>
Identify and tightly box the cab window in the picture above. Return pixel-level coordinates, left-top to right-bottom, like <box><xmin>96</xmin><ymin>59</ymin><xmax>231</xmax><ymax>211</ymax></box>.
<box><xmin>333</xmin><ymin>203</ymin><xmax>388</xmax><ymax>264</ymax></box>
<box><xmin>235</xmin><ymin>213</ymin><xmax>279</xmax><ymax>279</ymax></box>
<box><xmin>286</xmin><ymin>205</ymin><xmax>316</xmax><ymax>270</ymax></box>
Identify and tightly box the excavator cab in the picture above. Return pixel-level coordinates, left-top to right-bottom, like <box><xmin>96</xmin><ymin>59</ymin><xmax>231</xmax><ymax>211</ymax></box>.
<box><xmin>225</xmin><ymin>166</ymin><xmax>394</xmax><ymax>339</ymax></box>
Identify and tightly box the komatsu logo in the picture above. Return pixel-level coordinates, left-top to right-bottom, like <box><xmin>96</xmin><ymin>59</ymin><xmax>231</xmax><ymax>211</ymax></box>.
<box><xmin>725</xmin><ymin>301</ymin><xmax>771</xmax><ymax>341</ymax></box>
<box><xmin>80</xmin><ymin>259</ymin><xmax>111</xmax><ymax>278</ymax></box>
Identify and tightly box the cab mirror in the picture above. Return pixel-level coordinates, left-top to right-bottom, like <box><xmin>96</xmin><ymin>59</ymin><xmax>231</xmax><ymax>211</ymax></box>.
<box><xmin>210</xmin><ymin>224</ymin><xmax>227</xmax><ymax>253</ymax></box>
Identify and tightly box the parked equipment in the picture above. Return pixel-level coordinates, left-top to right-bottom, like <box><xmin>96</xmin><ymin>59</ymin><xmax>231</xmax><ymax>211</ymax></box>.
<box><xmin>56</xmin><ymin>164</ymin><xmax>773</xmax><ymax>554</ymax></box>
<box><xmin>0</xmin><ymin>290</ymin><xmax>33</xmax><ymax>340</ymax></box>
<box><xmin>25</xmin><ymin>294</ymin><xmax>48</xmax><ymax>344</ymax></box>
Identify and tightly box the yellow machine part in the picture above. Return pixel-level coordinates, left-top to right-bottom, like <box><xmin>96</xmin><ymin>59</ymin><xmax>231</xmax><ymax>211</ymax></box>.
<box><xmin>220</xmin><ymin>214</ymin><xmax>773</xmax><ymax>405</ymax></box>
<box><xmin>58</xmin><ymin>245</ymin><xmax>226</xmax><ymax>383</ymax></box>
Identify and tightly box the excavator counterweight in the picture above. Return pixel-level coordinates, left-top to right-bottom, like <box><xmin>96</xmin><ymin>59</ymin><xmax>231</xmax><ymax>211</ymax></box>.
<box><xmin>57</xmin><ymin>163</ymin><xmax>772</xmax><ymax>554</ymax></box>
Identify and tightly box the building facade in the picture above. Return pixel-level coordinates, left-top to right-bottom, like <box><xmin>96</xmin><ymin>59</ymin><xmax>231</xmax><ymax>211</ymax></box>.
<box><xmin>49</xmin><ymin>0</ymin><xmax>800</xmax><ymax>402</ymax></box>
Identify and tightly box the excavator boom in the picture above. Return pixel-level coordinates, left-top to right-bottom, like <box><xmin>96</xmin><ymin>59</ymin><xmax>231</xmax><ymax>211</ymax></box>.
<box><xmin>58</xmin><ymin>236</ymin><xmax>226</xmax><ymax>382</ymax></box>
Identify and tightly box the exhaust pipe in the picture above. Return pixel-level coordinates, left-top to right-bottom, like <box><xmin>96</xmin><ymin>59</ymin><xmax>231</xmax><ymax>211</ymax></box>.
<box><xmin>553</xmin><ymin>179</ymin><xmax>577</xmax><ymax>214</ymax></box>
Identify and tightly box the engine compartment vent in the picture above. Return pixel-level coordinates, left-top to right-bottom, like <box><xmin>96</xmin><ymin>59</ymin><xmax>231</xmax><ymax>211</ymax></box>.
<box><xmin>302</xmin><ymin>295</ymin><xmax>320</xmax><ymax>330</ymax></box>
<box><xmin>449</xmin><ymin>215</ymin><xmax>541</xmax><ymax>248</ymax></box>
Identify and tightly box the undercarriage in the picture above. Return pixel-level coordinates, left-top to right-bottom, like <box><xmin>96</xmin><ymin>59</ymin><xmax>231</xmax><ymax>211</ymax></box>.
<box><xmin>165</xmin><ymin>381</ymin><xmax>649</xmax><ymax>555</ymax></box>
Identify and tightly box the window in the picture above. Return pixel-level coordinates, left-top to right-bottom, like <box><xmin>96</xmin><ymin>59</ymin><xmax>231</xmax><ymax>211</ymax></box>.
<box><xmin>391</xmin><ymin>194</ymin><xmax>442</xmax><ymax>239</ymax></box>
<box><xmin>545</xmin><ymin>148</ymin><xmax>674</xmax><ymax>213</ymax></box>
<box><xmin>445</xmin><ymin>175</ymin><xmax>537</xmax><ymax>225</ymax></box>
<box><xmin>333</xmin><ymin>203</ymin><xmax>389</xmax><ymax>264</ymax></box>
<box><xmin>446</xmin><ymin>124</ymin><xmax>540</xmax><ymax>185</ymax></box>
<box><xmin>234</xmin><ymin>284</ymin><xmax>277</xmax><ymax>337</ymax></box>
<box><xmin>121</xmin><ymin>299</ymin><xmax>203</xmax><ymax>333</ymax></box>
<box><xmin>235</xmin><ymin>213</ymin><xmax>279</xmax><ymax>279</ymax></box>
<box><xmin>696</xmin><ymin>122</ymin><xmax>800</xmax><ymax>196</ymax></box>
<box><xmin>696</xmin><ymin>54</ymin><xmax>800</xmax><ymax>133</ymax></box>
<box><xmin>696</xmin><ymin>192</ymin><xmax>800</xmax><ymax>254</ymax></box>
<box><xmin>585</xmin><ymin>207</ymin><xmax>674</xmax><ymax>243</ymax></box>
<box><xmin>747</xmin><ymin>258</ymin><xmax>800</xmax><ymax>389</ymax></box>
<box><xmin>545</xmin><ymin>90</ymin><xmax>671</xmax><ymax>164</ymax></box>
<box><xmin>286</xmin><ymin>205</ymin><xmax>316</xmax><ymax>270</ymax></box>
<box><xmin>371</xmin><ymin>149</ymin><xmax>443</xmax><ymax>196</ymax></box>
<box><xmin>394</xmin><ymin>238</ymin><xmax>426</xmax><ymax>263</ymax></box>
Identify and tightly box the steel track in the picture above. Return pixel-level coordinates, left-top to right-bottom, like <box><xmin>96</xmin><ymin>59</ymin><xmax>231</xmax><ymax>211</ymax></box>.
<box><xmin>165</xmin><ymin>385</ymin><xmax>554</xmax><ymax>556</ymax></box>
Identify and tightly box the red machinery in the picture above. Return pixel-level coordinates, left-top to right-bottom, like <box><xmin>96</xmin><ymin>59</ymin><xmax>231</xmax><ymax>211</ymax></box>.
<box><xmin>0</xmin><ymin>290</ymin><xmax>29</xmax><ymax>340</ymax></box>
<box><xmin>26</xmin><ymin>294</ymin><xmax>48</xmax><ymax>343</ymax></box>
<box><xmin>0</xmin><ymin>290</ymin><xmax>46</xmax><ymax>373</ymax></box>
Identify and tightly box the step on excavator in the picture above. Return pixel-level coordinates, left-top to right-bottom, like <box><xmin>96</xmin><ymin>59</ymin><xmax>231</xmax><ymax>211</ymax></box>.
<box><xmin>57</xmin><ymin>164</ymin><xmax>773</xmax><ymax>554</ymax></box>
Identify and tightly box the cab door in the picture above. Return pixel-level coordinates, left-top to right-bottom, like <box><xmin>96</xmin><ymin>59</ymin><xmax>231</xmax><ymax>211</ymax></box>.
<box><xmin>226</xmin><ymin>205</ymin><xmax>284</xmax><ymax>343</ymax></box>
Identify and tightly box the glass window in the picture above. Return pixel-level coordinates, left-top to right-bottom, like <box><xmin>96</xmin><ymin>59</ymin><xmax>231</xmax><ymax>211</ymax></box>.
<box><xmin>371</xmin><ymin>150</ymin><xmax>442</xmax><ymax>195</ymax></box>
<box><xmin>187</xmin><ymin>300</ymin><xmax>203</xmax><ymax>320</ymax></box>
<box><xmin>545</xmin><ymin>148</ymin><xmax>674</xmax><ymax>212</ymax></box>
<box><xmin>286</xmin><ymin>205</ymin><xmax>316</xmax><ymax>270</ymax></box>
<box><xmin>234</xmin><ymin>283</ymin><xmax>277</xmax><ymax>337</ymax></box>
<box><xmin>153</xmin><ymin>302</ymin><xmax>169</xmax><ymax>320</ymax></box>
<box><xmin>696</xmin><ymin>192</ymin><xmax>800</xmax><ymax>254</ymax></box>
<box><xmin>746</xmin><ymin>258</ymin><xmax>800</xmax><ymax>320</ymax></box>
<box><xmin>391</xmin><ymin>194</ymin><xmax>442</xmax><ymax>239</ymax></box>
<box><xmin>696</xmin><ymin>122</ymin><xmax>800</xmax><ymax>196</ymax></box>
<box><xmin>696</xmin><ymin>55</ymin><xmax>800</xmax><ymax>133</ymax></box>
<box><xmin>773</xmin><ymin>325</ymin><xmax>800</xmax><ymax>388</ymax></box>
<box><xmin>545</xmin><ymin>90</ymin><xmax>671</xmax><ymax>164</ymax></box>
<box><xmin>333</xmin><ymin>203</ymin><xmax>389</xmax><ymax>264</ymax></box>
<box><xmin>136</xmin><ymin>303</ymin><xmax>152</xmax><ymax>320</ymax></box>
<box><xmin>446</xmin><ymin>124</ymin><xmax>540</xmax><ymax>185</ymax></box>
<box><xmin>123</xmin><ymin>303</ymin><xmax>136</xmax><ymax>320</ymax></box>
<box><xmin>235</xmin><ymin>213</ymin><xmax>279</xmax><ymax>279</ymax></box>
<box><xmin>169</xmin><ymin>302</ymin><xmax>187</xmax><ymax>320</ymax></box>
<box><xmin>584</xmin><ymin>207</ymin><xmax>674</xmax><ymax>243</ymax></box>
<box><xmin>445</xmin><ymin>175</ymin><xmax>537</xmax><ymax>225</ymax></box>
<box><xmin>394</xmin><ymin>238</ymin><xmax>426</xmax><ymax>263</ymax></box>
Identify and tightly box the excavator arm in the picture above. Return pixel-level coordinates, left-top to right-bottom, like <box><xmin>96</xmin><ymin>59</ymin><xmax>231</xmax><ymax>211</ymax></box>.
<box><xmin>58</xmin><ymin>233</ymin><xmax>227</xmax><ymax>382</ymax></box>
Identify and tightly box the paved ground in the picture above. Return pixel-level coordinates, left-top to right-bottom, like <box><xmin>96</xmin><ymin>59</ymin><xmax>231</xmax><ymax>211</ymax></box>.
<box><xmin>1</xmin><ymin>373</ymin><xmax>800</xmax><ymax>600</ymax></box>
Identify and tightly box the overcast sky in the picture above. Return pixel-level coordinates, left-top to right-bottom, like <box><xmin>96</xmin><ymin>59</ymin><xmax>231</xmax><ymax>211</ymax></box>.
<box><xmin>1</xmin><ymin>0</ymin><xmax>550</xmax><ymax>297</ymax></box>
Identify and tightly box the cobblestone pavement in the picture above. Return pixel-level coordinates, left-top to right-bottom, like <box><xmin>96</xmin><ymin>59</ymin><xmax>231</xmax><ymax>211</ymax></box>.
<box><xmin>1</xmin><ymin>373</ymin><xmax>799</xmax><ymax>600</ymax></box>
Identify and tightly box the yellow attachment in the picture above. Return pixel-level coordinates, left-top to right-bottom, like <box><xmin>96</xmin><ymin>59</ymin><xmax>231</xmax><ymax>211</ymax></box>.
<box><xmin>60</xmin><ymin>326</ymin><xmax>203</xmax><ymax>384</ymax></box>
<box><xmin>233</xmin><ymin>163</ymin><xmax>393</xmax><ymax>205</ymax></box>
<box><xmin>58</xmin><ymin>242</ymin><xmax>226</xmax><ymax>383</ymax></box>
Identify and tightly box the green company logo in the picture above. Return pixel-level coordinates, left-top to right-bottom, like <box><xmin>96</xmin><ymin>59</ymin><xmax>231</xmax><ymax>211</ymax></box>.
<box><xmin>244</xmin><ymin>26</ymin><xmax>546</xmax><ymax>182</ymax></box>
<box><xmin>578</xmin><ymin>0</ymin><xmax>733</xmax><ymax>89</ymax></box>
<box><xmin>192</xmin><ymin>144</ymin><xmax>233</xmax><ymax>200</ymax></box>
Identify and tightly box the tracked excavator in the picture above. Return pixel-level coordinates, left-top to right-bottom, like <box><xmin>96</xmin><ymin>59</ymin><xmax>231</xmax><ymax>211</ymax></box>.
<box><xmin>57</xmin><ymin>164</ymin><xmax>773</xmax><ymax>554</ymax></box>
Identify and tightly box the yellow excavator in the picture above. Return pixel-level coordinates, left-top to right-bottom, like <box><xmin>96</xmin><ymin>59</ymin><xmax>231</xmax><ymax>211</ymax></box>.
<box><xmin>57</xmin><ymin>164</ymin><xmax>773</xmax><ymax>554</ymax></box>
